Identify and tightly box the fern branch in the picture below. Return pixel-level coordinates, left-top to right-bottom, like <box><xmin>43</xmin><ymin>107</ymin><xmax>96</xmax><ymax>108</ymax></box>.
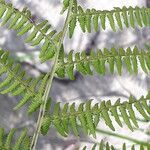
<box><xmin>30</xmin><ymin>1</ymin><xmax>74</xmax><ymax>150</ymax></box>
<box><xmin>0</xmin><ymin>0</ymin><xmax>58</xmax><ymax>62</ymax></box>
<box><xmin>41</xmin><ymin>92</ymin><xmax>150</xmax><ymax>138</ymax></box>
<box><xmin>69</xmin><ymin>5</ymin><xmax>150</xmax><ymax>37</ymax></box>
<box><xmin>0</xmin><ymin>48</ymin><xmax>48</xmax><ymax>114</ymax></box>
<box><xmin>56</xmin><ymin>46</ymin><xmax>150</xmax><ymax>80</ymax></box>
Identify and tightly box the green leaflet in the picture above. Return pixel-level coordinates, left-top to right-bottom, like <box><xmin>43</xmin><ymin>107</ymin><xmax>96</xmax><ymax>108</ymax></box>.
<box><xmin>134</xmin><ymin>6</ymin><xmax>143</xmax><ymax>27</ymax></box>
<box><xmin>69</xmin><ymin>16</ymin><xmax>76</xmax><ymax>38</ymax></box>
<box><xmin>110</xmin><ymin>99</ymin><xmax>123</xmax><ymax>127</ymax></box>
<box><xmin>107</xmin><ymin>12</ymin><xmax>116</xmax><ymax>32</ymax></box>
<box><xmin>92</xmin><ymin>9</ymin><xmax>99</xmax><ymax>32</ymax></box>
<box><xmin>122</xmin><ymin>6</ymin><xmax>129</xmax><ymax>27</ymax></box>
<box><xmin>85</xmin><ymin>101</ymin><xmax>96</xmax><ymax>138</ymax></box>
<box><xmin>41</xmin><ymin>116</ymin><xmax>52</xmax><ymax>135</ymax></box>
<box><xmin>126</xmin><ymin>101</ymin><xmax>139</xmax><ymax>128</ymax></box>
<box><xmin>92</xmin><ymin>103</ymin><xmax>100</xmax><ymax>128</ymax></box>
<box><xmin>66</xmin><ymin>50</ymin><xmax>75</xmax><ymax>80</ymax></box>
<box><xmin>99</xmin><ymin>11</ymin><xmax>106</xmax><ymax>30</ymax></box>
<box><xmin>56</xmin><ymin>46</ymin><xmax>150</xmax><ymax>80</ymax></box>
<box><xmin>140</xmin><ymin>7</ymin><xmax>149</xmax><ymax>26</ymax></box>
<box><xmin>85</xmin><ymin>9</ymin><xmax>92</xmax><ymax>33</ymax></box>
<box><xmin>61</xmin><ymin>103</ymin><xmax>69</xmax><ymax>134</ymax></box>
<box><xmin>78</xmin><ymin>6</ymin><xmax>86</xmax><ymax>32</ymax></box>
<box><xmin>128</xmin><ymin>6</ymin><xmax>135</xmax><ymax>28</ymax></box>
<box><xmin>119</xmin><ymin>105</ymin><xmax>133</xmax><ymax>131</ymax></box>
<box><xmin>114</xmin><ymin>8</ymin><xmax>123</xmax><ymax>30</ymax></box>
<box><xmin>70</xmin><ymin>103</ymin><xmax>79</xmax><ymax>137</ymax></box>
<box><xmin>100</xmin><ymin>101</ymin><xmax>115</xmax><ymax>131</ymax></box>
<box><xmin>78</xmin><ymin>103</ymin><xmax>88</xmax><ymax>135</ymax></box>
<box><xmin>53</xmin><ymin>102</ymin><xmax>68</xmax><ymax>137</ymax></box>
<box><xmin>69</xmin><ymin>0</ymin><xmax>77</xmax><ymax>38</ymax></box>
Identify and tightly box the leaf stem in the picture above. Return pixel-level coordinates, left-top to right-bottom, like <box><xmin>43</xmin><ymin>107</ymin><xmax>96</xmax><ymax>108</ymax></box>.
<box><xmin>30</xmin><ymin>1</ymin><xmax>74</xmax><ymax>149</ymax></box>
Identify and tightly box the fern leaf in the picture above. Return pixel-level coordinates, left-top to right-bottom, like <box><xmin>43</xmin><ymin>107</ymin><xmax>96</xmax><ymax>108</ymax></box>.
<box><xmin>56</xmin><ymin>46</ymin><xmax>150</xmax><ymax>80</ymax></box>
<box><xmin>70</xmin><ymin>6</ymin><xmax>150</xmax><ymax>36</ymax></box>
<box><xmin>41</xmin><ymin>92</ymin><xmax>150</xmax><ymax>137</ymax></box>
<box><xmin>0</xmin><ymin>0</ymin><xmax>57</xmax><ymax>62</ymax></box>
<box><xmin>0</xmin><ymin>49</ymin><xmax>48</xmax><ymax>114</ymax></box>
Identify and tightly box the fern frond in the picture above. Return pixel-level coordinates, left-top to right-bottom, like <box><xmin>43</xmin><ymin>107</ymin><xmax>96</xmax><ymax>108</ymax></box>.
<box><xmin>81</xmin><ymin>141</ymin><xmax>150</xmax><ymax>150</ymax></box>
<box><xmin>41</xmin><ymin>92</ymin><xmax>150</xmax><ymax>137</ymax></box>
<box><xmin>56</xmin><ymin>46</ymin><xmax>150</xmax><ymax>80</ymax></box>
<box><xmin>0</xmin><ymin>127</ymin><xmax>30</xmax><ymax>150</ymax></box>
<box><xmin>0</xmin><ymin>0</ymin><xmax>60</xmax><ymax>62</ymax></box>
<box><xmin>69</xmin><ymin>6</ymin><xmax>150</xmax><ymax>37</ymax></box>
<box><xmin>0</xmin><ymin>48</ymin><xmax>49</xmax><ymax>114</ymax></box>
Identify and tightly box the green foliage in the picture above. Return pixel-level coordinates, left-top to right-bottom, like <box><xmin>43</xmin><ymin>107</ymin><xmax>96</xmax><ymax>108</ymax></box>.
<box><xmin>56</xmin><ymin>46</ymin><xmax>150</xmax><ymax>80</ymax></box>
<box><xmin>0</xmin><ymin>0</ymin><xmax>149</xmax><ymax>149</ymax></box>
<box><xmin>0</xmin><ymin>48</ymin><xmax>49</xmax><ymax>114</ymax></box>
<box><xmin>0</xmin><ymin>0</ymin><xmax>63</xmax><ymax>62</ymax></box>
<box><xmin>81</xmin><ymin>141</ymin><xmax>149</xmax><ymax>150</ymax></box>
<box><xmin>0</xmin><ymin>127</ymin><xmax>30</xmax><ymax>150</ymax></box>
<box><xmin>69</xmin><ymin>6</ymin><xmax>150</xmax><ymax>37</ymax></box>
<box><xmin>41</xmin><ymin>92</ymin><xmax>150</xmax><ymax>138</ymax></box>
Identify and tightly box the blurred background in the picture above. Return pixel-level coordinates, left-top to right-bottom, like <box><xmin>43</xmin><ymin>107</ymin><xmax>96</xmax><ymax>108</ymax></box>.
<box><xmin>0</xmin><ymin>0</ymin><xmax>150</xmax><ymax>149</ymax></box>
